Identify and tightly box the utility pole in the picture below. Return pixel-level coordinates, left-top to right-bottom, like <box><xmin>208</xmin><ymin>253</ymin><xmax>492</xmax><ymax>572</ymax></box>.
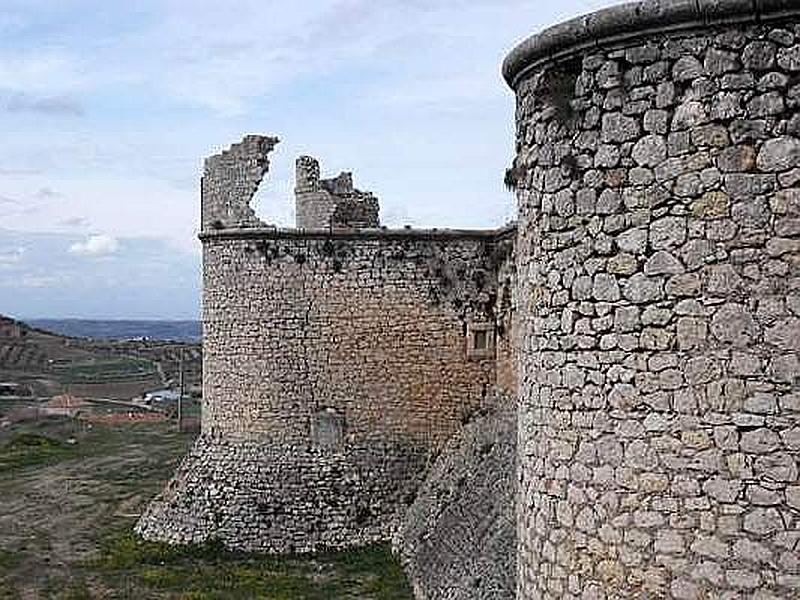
<box><xmin>177</xmin><ymin>347</ymin><xmax>184</xmax><ymax>433</ymax></box>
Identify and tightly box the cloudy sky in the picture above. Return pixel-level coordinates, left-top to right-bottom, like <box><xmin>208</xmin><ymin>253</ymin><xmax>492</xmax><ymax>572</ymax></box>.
<box><xmin>0</xmin><ymin>0</ymin><xmax>618</xmax><ymax>320</ymax></box>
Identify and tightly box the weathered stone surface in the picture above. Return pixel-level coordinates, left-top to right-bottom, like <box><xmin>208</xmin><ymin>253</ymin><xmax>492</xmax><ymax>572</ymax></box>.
<box><xmin>608</xmin><ymin>252</ymin><xmax>639</xmax><ymax>275</ymax></box>
<box><xmin>741</xmin><ymin>429</ymin><xmax>781</xmax><ymax>454</ymax></box>
<box><xmin>673</xmin><ymin>101</ymin><xmax>708</xmax><ymax>130</ymax></box>
<box><xmin>691</xmin><ymin>191</ymin><xmax>730</xmax><ymax>218</ymax></box>
<box><xmin>765</xmin><ymin>317</ymin><xmax>800</xmax><ymax>351</ymax></box>
<box><xmin>711</xmin><ymin>303</ymin><xmax>757</xmax><ymax>346</ymax></box>
<box><xmin>743</xmin><ymin>41</ymin><xmax>777</xmax><ymax>71</ymax></box>
<box><xmin>616</xmin><ymin>228</ymin><xmax>647</xmax><ymax>254</ymax></box>
<box><xmin>706</xmin><ymin>264</ymin><xmax>741</xmax><ymax>296</ymax></box>
<box><xmin>632</xmin><ymin>135</ymin><xmax>667</xmax><ymax>167</ymax></box>
<box><xmin>602</xmin><ymin>112</ymin><xmax>640</xmax><ymax>143</ymax></box>
<box><xmin>508</xmin><ymin>7</ymin><xmax>800</xmax><ymax>599</ymax></box>
<box><xmin>743</xmin><ymin>508</ymin><xmax>785</xmax><ymax>535</ymax></box>
<box><xmin>673</xmin><ymin>56</ymin><xmax>704</xmax><ymax>81</ymax></box>
<box><xmin>718</xmin><ymin>145</ymin><xmax>756</xmax><ymax>172</ymax></box>
<box><xmin>777</xmin><ymin>44</ymin><xmax>800</xmax><ymax>71</ymax></box>
<box><xmin>650</xmin><ymin>217</ymin><xmax>687</xmax><ymax>250</ymax></box>
<box><xmin>757</xmin><ymin>137</ymin><xmax>800</xmax><ymax>172</ymax></box>
<box><xmin>677</xmin><ymin>317</ymin><xmax>708</xmax><ymax>350</ymax></box>
<box><xmin>201</xmin><ymin>135</ymin><xmax>278</xmax><ymax>230</ymax></box>
<box><xmin>596</xmin><ymin>189</ymin><xmax>621</xmax><ymax>214</ymax></box>
<box><xmin>394</xmin><ymin>401</ymin><xmax>516</xmax><ymax>600</ymax></box>
<box><xmin>644</xmin><ymin>251</ymin><xmax>684</xmax><ymax>276</ymax></box>
<box><xmin>295</xmin><ymin>156</ymin><xmax>380</xmax><ymax>229</ymax></box>
<box><xmin>623</xmin><ymin>273</ymin><xmax>664</xmax><ymax>304</ymax></box>
<box><xmin>706</xmin><ymin>47</ymin><xmax>739</xmax><ymax>75</ymax></box>
<box><xmin>593</xmin><ymin>273</ymin><xmax>620</xmax><ymax>301</ymax></box>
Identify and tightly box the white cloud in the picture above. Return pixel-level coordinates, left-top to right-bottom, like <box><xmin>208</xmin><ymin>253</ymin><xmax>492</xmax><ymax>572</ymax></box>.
<box><xmin>19</xmin><ymin>274</ymin><xmax>68</xmax><ymax>288</ymax></box>
<box><xmin>0</xmin><ymin>247</ymin><xmax>25</xmax><ymax>265</ymax></box>
<box><xmin>68</xmin><ymin>234</ymin><xmax>119</xmax><ymax>257</ymax></box>
<box><xmin>0</xmin><ymin>273</ymin><xmax>69</xmax><ymax>288</ymax></box>
<box><xmin>0</xmin><ymin>51</ymin><xmax>84</xmax><ymax>97</ymax></box>
<box><xmin>59</xmin><ymin>216</ymin><xmax>90</xmax><ymax>228</ymax></box>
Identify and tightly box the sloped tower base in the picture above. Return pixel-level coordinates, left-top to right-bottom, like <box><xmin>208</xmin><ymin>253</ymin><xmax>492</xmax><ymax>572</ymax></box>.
<box><xmin>136</xmin><ymin>435</ymin><xmax>429</xmax><ymax>553</ymax></box>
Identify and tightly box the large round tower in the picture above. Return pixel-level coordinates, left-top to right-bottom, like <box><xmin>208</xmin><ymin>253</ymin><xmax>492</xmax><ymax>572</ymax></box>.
<box><xmin>504</xmin><ymin>2</ymin><xmax>800</xmax><ymax>597</ymax></box>
<box><xmin>136</xmin><ymin>136</ymin><xmax>517</xmax><ymax>554</ymax></box>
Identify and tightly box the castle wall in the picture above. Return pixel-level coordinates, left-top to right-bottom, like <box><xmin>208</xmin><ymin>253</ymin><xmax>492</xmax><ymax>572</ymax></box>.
<box><xmin>201</xmin><ymin>229</ymin><xmax>508</xmax><ymax>445</ymax></box>
<box><xmin>201</xmin><ymin>135</ymin><xmax>278</xmax><ymax>230</ymax></box>
<box><xmin>138</xmin><ymin>218</ymin><xmax>517</xmax><ymax>552</ymax></box>
<box><xmin>393</xmin><ymin>391</ymin><xmax>517</xmax><ymax>600</ymax></box>
<box><xmin>504</xmin><ymin>2</ymin><xmax>800</xmax><ymax>598</ymax></box>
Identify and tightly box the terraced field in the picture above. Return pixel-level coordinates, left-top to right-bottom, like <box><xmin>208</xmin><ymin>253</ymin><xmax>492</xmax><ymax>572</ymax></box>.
<box><xmin>0</xmin><ymin>343</ymin><xmax>48</xmax><ymax>372</ymax></box>
<box><xmin>52</xmin><ymin>358</ymin><xmax>158</xmax><ymax>384</ymax></box>
<box><xmin>0</xmin><ymin>317</ymin><xmax>202</xmax><ymax>400</ymax></box>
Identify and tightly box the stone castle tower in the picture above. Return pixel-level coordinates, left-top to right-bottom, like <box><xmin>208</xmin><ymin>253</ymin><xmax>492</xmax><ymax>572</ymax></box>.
<box><xmin>138</xmin><ymin>1</ymin><xmax>800</xmax><ymax>597</ymax></box>
<box><xmin>137</xmin><ymin>137</ymin><xmax>517</xmax><ymax>554</ymax></box>
<box><xmin>504</xmin><ymin>1</ymin><xmax>800</xmax><ymax>597</ymax></box>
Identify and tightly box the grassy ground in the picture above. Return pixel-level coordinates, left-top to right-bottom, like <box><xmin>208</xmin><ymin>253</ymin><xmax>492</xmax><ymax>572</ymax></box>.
<box><xmin>0</xmin><ymin>411</ymin><xmax>413</xmax><ymax>599</ymax></box>
<box><xmin>52</xmin><ymin>357</ymin><xmax>158</xmax><ymax>384</ymax></box>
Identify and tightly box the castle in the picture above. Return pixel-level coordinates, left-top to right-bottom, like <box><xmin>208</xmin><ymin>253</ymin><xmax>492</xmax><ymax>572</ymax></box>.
<box><xmin>137</xmin><ymin>134</ymin><xmax>519</xmax><ymax>561</ymax></box>
<box><xmin>139</xmin><ymin>1</ymin><xmax>800</xmax><ymax>598</ymax></box>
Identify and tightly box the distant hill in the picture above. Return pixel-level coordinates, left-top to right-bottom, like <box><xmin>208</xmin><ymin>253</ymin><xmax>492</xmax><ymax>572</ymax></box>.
<box><xmin>28</xmin><ymin>319</ymin><xmax>201</xmax><ymax>343</ymax></box>
<box><xmin>0</xmin><ymin>314</ymin><xmax>202</xmax><ymax>400</ymax></box>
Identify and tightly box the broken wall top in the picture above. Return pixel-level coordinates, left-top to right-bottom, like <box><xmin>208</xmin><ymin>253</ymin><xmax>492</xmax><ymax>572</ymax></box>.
<box><xmin>201</xmin><ymin>135</ymin><xmax>278</xmax><ymax>231</ymax></box>
<box><xmin>295</xmin><ymin>155</ymin><xmax>380</xmax><ymax>229</ymax></box>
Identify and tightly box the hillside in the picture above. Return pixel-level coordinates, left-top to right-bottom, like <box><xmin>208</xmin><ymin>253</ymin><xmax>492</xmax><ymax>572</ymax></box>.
<box><xmin>0</xmin><ymin>314</ymin><xmax>202</xmax><ymax>400</ymax></box>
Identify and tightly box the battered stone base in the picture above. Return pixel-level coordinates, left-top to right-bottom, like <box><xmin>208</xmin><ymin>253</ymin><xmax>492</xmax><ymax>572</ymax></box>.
<box><xmin>136</xmin><ymin>435</ymin><xmax>429</xmax><ymax>554</ymax></box>
<box><xmin>394</xmin><ymin>398</ymin><xmax>517</xmax><ymax>600</ymax></box>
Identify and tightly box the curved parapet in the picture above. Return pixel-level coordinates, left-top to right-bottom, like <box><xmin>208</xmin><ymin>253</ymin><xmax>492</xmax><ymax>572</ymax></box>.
<box><xmin>503</xmin><ymin>0</ymin><xmax>800</xmax><ymax>88</ymax></box>
<box><xmin>505</xmin><ymin>2</ymin><xmax>800</xmax><ymax>598</ymax></box>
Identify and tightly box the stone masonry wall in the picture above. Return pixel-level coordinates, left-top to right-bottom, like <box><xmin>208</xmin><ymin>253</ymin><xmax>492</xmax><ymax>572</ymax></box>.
<box><xmin>295</xmin><ymin>155</ymin><xmax>380</xmax><ymax>229</ymax></box>
<box><xmin>201</xmin><ymin>135</ymin><xmax>278</xmax><ymax>230</ymax></box>
<box><xmin>138</xmin><ymin>221</ymin><xmax>517</xmax><ymax>552</ymax></box>
<box><xmin>201</xmin><ymin>230</ymin><xmax>506</xmax><ymax>444</ymax></box>
<box><xmin>504</xmin><ymin>2</ymin><xmax>800</xmax><ymax>598</ymax></box>
<box><xmin>394</xmin><ymin>392</ymin><xmax>517</xmax><ymax>600</ymax></box>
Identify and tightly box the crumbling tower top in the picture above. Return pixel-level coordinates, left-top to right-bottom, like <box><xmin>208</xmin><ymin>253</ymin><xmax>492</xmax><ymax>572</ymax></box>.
<box><xmin>295</xmin><ymin>155</ymin><xmax>380</xmax><ymax>229</ymax></box>
<box><xmin>201</xmin><ymin>135</ymin><xmax>278</xmax><ymax>230</ymax></box>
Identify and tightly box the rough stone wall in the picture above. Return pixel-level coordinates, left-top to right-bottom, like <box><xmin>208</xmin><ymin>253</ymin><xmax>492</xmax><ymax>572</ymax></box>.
<box><xmin>494</xmin><ymin>229</ymin><xmax>518</xmax><ymax>396</ymax></box>
<box><xmin>201</xmin><ymin>135</ymin><xmax>278</xmax><ymax>230</ymax></box>
<box><xmin>138</xmin><ymin>223</ymin><xmax>517</xmax><ymax>553</ymax></box>
<box><xmin>504</xmin><ymin>3</ymin><xmax>800</xmax><ymax>598</ymax></box>
<box><xmin>393</xmin><ymin>392</ymin><xmax>517</xmax><ymax>600</ymax></box>
<box><xmin>295</xmin><ymin>155</ymin><xmax>380</xmax><ymax>229</ymax></box>
<box><xmin>201</xmin><ymin>231</ymin><xmax>504</xmax><ymax>444</ymax></box>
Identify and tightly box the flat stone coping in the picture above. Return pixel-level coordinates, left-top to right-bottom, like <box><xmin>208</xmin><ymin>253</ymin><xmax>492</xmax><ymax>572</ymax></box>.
<box><xmin>200</xmin><ymin>223</ymin><xmax>517</xmax><ymax>243</ymax></box>
<box><xmin>502</xmin><ymin>0</ymin><xmax>800</xmax><ymax>88</ymax></box>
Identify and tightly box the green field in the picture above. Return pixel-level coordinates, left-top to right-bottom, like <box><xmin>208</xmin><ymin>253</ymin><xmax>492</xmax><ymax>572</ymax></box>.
<box><xmin>53</xmin><ymin>358</ymin><xmax>159</xmax><ymax>383</ymax></box>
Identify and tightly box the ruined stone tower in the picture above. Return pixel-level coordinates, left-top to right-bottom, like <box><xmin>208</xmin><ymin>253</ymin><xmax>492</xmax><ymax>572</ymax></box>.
<box><xmin>504</xmin><ymin>1</ymin><xmax>800</xmax><ymax>597</ymax></box>
<box><xmin>136</xmin><ymin>138</ymin><xmax>516</xmax><ymax>554</ymax></box>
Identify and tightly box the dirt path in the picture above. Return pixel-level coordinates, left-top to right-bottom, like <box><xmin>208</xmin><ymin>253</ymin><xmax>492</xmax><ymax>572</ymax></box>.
<box><xmin>0</xmin><ymin>421</ymin><xmax>191</xmax><ymax>598</ymax></box>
